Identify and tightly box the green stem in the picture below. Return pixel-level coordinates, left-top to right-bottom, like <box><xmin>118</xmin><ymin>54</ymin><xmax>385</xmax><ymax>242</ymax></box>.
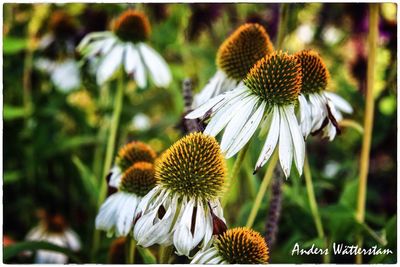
<box><xmin>356</xmin><ymin>3</ymin><xmax>379</xmax><ymax>264</ymax></box>
<box><xmin>304</xmin><ymin>155</ymin><xmax>329</xmax><ymax>263</ymax></box>
<box><xmin>339</xmin><ymin>119</ymin><xmax>364</xmax><ymax>135</ymax></box>
<box><xmin>90</xmin><ymin>71</ymin><xmax>126</xmax><ymax>261</ymax></box>
<box><xmin>127</xmin><ymin>237</ymin><xmax>136</xmax><ymax>264</ymax></box>
<box><xmin>159</xmin><ymin>245</ymin><xmax>173</xmax><ymax>264</ymax></box>
<box><xmin>221</xmin><ymin>143</ymin><xmax>250</xmax><ymax>207</ymax></box>
<box><xmin>246</xmin><ymin>150</ymin><xmax>279</xmax><ymax>228</ymax></box>
<box><xmin>276</xmin><ymin>3</ymin><xmax>290</xmax><ymax>50</ymax></box>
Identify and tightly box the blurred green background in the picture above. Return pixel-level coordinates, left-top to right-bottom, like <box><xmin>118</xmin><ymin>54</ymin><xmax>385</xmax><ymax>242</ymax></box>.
<box><xmin>3</xmin><ymin>3</ymin><xmax>397</xmax><ymax>264</ymax></box>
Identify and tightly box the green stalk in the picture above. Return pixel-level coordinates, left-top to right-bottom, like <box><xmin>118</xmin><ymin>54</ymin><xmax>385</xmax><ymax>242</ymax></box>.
<box><xmin>276</xmin><ymin>3</ymin><xmax>290</xmax><ymax>50</ymax></box>
<box><xmin>91</xmin><ymin>71</ymin><xmax>126</xmax><ymax>261</ymax></box>
<box><xmin>355</xmin><ymin>3</ymin><xmax>379</xmax><ymax>264</ymax></box>
<box><xmin>246</xmin><ymin>150</ymin><xmax>279</xmax><ymax>228</ymax></box>
<box><xmin>221</xmin><ymin>143</ymin><xmax>250</xmax><ymax>207</ymax></box>
<box><xmin>159</xmin><ymin>245</ymin><xmax>173</xmax><ymax>264</ymax></box>
<box><xmin>304</xmin><ymin>155</ymin><xmax>329</xmax><ymax>263</ymax></box>
<box><xmin>127</xmin><ymin>237</ymin><xmax>136</xmax><ymax>264</ymax></box>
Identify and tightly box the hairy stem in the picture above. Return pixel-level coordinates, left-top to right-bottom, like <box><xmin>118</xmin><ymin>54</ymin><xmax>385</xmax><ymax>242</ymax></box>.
<box><xmin>264</xmin><ymin>167</ymin><xmax>283</xmax><ymax>249</ymax></box>
<box><xmin>356</xmin><ymin>3</ymin><xmax>379</xmax><ymax>264</ymax></box>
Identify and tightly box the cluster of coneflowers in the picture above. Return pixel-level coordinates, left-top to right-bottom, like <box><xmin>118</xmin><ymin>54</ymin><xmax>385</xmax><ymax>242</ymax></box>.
<box><xmin>26</xmin><ymin>7</ymin><xmax>353</xmax><ymax>264</ymax></box>
<box><xmin>90</xmin><ymin>9</ymin><xmax>353</xmax><ymax>264</ymax></box>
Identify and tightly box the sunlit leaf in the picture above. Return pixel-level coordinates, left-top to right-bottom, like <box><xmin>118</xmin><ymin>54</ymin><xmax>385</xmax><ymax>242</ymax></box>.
<box><xmin>3</xmin><ymin>36</ymin><xmax>27</xmax><ymax>54</ymax></box>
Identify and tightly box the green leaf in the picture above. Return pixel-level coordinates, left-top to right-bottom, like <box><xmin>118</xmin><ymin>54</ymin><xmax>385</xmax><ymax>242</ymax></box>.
<box><xmin>4</xmin><ymin>171</ymin><xmax>22</xmax><ymax>184</ymax></box>
<box><xmin>3</xmin><ymin>241</ymin><xmax>81</xmax><ymax>263</ymax></box>
<box><xmin>137</xmin><ymin>246</ymin><xmax>157</xmax><ymax>264</ymax></box>
<box><xmin>3</xmin><ymin>36</ymin><xmax>27</xmax><ymax>55</ymax></box>
<box><xmin>3</xmin><ymin>105</ymin><xmax>30</xmax><ymax>121</ymax></box>
<box><xmin>339</xmin><ymin>178</ymin><xmax>359</xmax><ymax>208</ymax></box>
<box><xmin>72</xmin><ymin>155</ymin><xmax>99</xmax><ymax>203</ymax></box>
<box><xmin>45</xmin><ymin>135</ymin><xmax>99</xmax><ymax>156</ymax></box>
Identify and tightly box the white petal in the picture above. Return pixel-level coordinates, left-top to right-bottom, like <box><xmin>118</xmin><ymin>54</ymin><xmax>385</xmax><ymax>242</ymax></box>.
<box><xmin>298</xmin><ymin>94</ymin><xmax>312</xmax><ymax>137</ymax></box>
<box><xmin>174</xmin><ymin>200</ymin><xmax>197</xmax><ymax>256</ymax></box>
<box><xmin>64</xmin><ymin>229</ymin><xmax>81</xmax><ymax>251</ymax></box>
<box><xmin>77</xmin><ymin>31</ymin><xmax>112</xmax><ymax>52</ymax></box>
<box><xmin>138</xmin><ymin>43</ymin><xmax>171</xmax><ymax>87</ymax></box>
<box><xmin>96</xmin><ymin>44</ymin><xmax>124</xmax><ymax>85</ymax></box>
<box><xmin>185</xmin><ymin>94</ymin><xmax>227</xmax><ymax>119</ymax></box>
<box><xmin>284</xmin><ymin>106</ymin><xmax>305</xmax><ymax>176</ymax></box>
<box><xmin>191</xmin><ymin>247</ymin><xmax>219</xmax><ymax>264</ymax></box>
<box><xmin>278</xmin><ymin>107</ymin><xmax>294</xmax><ymax>178</ymax></box>
<box><xmin>225</xmin><ymin>101</ymin><xmax>266</xmax><ymax>158</ymax></box>
<box><xmin>203</xmin><ymin>91</ymin><xmax>250</xmax><ymax>137</ymax></box>
<box><xmin>108</xmin><ymin>165</ymin><xmax>122</xmax><ymax>188</ymax></box>
<box><xmin>220</xmin><ymin>95</ymin><xmax>258</xmax><ymax>154</ymax></box>
<box><xmin>192</xmin><ymin>70</ymin><xmax>238</xmax><ymax>108</ymax></box>
<box><xmin>255</xmin><ymin>106</ymin><xmax>280</xmax><ymax>170</ymax></box>
<box><xmin>324</xmin><ymin>91</ymin><xmax>353</xmax><ymax>114</ymax></box>
<box><xmin>134</xmin><ymin>193</ymin><xmax>178</xmax><ymax>247</ymax></box>
<box><xmin>115</xmin><ymin>194</ymin><xmax>139</xmax><ymax>236</ymax></box>
<box><xmin>124</xmin><ymin>44</ymin><xmax>147</xmax><ymax>88</ymax></box>
<box><xmin>51</xmin><ymin>59</ymin><xmax>81</xmax><ymax>92</ymax></box>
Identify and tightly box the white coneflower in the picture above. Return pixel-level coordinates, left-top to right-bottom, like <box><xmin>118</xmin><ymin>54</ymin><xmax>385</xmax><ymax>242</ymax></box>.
<box><xmin>35</xmin><ymin>11</ymin><xmax>81</xmax><ymax>92</ymax></box>
<box><xmin>193</xmin><ymin>23</ymin><xmax>274</xmax><ymax>108</ymax></box>
<box><xmin>107</xmin><ymin>141</ymin><xmax>157</xmax><ymax>189</ymax></box>
<box><xmin>186</xmin><ymin>51</ymin><xmax>305</xmax><ymax>177</ymax></box>
<box><xmin>77</xmin><ymin>9</ymin><xmax>171</xmax><ymax>87</ymax></box>
<box><xmin>191</xmin><ymin>227</ymin><xmax>269</xmax><ymax>264</ymax></box>
<box><xmin>35</xmin><ymin>58</ymin><xmax>81</xmax><ymax>92</ymax></box>
<box><xmin>295</xmin><ymin>50</ymin><xmax>353</xmax><ymax>140</ymax></box>
<box><xmin>25</xmin><ymin>212</ymin><xmax>81</xmax><ymax>264</ymax></box>
<box><xmin>134</xmin><ymin>132</ymin><xmax>227</xmax><ymax>256</ymax></box>
<box><xmin>96</xmin><ymin>162</ymin><xmax>158</xmax><ymax>237</ymax></box>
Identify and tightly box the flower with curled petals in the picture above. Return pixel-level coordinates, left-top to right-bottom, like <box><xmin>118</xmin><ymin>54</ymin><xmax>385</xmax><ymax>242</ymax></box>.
<box><xmin>133</xmin><ymin>132</ymin><xmax>227</xmax><ymax>257</ymax></box>
<box><xmin>295</xmin><ymin>50</ymin><xmax>353</xmax><ymax>140</ymax></box>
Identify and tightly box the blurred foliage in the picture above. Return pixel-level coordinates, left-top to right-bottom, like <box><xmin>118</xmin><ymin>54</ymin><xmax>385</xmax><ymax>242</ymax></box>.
<box><xmin>3</xmin><ymin>3</ymin><xmax>397</xmax><ymax>264</ymax></box>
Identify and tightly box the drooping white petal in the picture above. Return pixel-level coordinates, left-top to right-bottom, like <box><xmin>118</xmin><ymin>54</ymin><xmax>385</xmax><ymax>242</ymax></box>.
<box><xmin>124</xmin><ymin>44</ymin><xmax>147</xmax><ymax>88</ymax></box>
<box><xmin>324</xmin><ymin>91</ymin><xmax>353</xmax><ymax>114</ymax></box>
<box><xmin>298</xmin><ymin>94</ymin><xmax>312</xmax><ymax>137</ymax></box>
<box><xmin>255</xmin><ymin>106</ymin><xmax>280</xmax><ymax>170</ymax></box>
<box><xmin>191</xmin><ymin>247</ymin><xmax>220</xmax><ymax>264</ymax></box>
<box><xmin>283</xmin><ymin>106</ymin><xmax>305</xmax><ymax>176</ymax></box>
<box><xmin>64</xmin><ymin>229</ymin><xmax>81</xmax><ymax>251</ymax></box>
<box><xmin>203</xmin><ymin>91</ymin><xmax>250</xmax><ymax>137</ymax></box>
<box><xmin>95</xmin><ymin>193</ymin><xmax>120</xmax><ymax>233</ymax></box>
<box><xmin>192</xmin><ymin>70</ymin><xmax>238</xmax><ymax>108</ymax></box>
<box><xmin>220</xmin><ymin>95</ymin><xmax>258</xmax><ymax>154</ymax></box>
<box><xmin>138</xmin><ymin>43</ymin><xmax>171</xmax><ymax>87</ymax></box>
<box><xmin>51</xmin><ymin>59</ymin><xmax>81</xmax><ymax>92</ymax></box>
<box><xmin>115</xmin><ymin>193</ymin><xmax>139</xmax><ymax>236</ymax></box>
<box><xmin>77</xmin><ymin>31</ymin><xmax>112</xmax><ymax>52</ymax></box>
<box><xmin>278</xmin><ymin>107</ymin><xmax>294</xmax><ymax>178</ymax></box>
<box><xmin>225</xmin><ymin>101</ymin><xmax>266</xmax><ymax>158</ymax></box>
<box><xmin>185</xmin><ymin>94</ymin><xmax>227</xmax><ymax>119</ymax></box>
<box><xmin>96</xmin><ymin>44</ymin><xmax>124</xmax><ymax>85</ymax></box>
<box><xmin>108</xmin><ymin>165</ymin><xmax>122</xmax><ymax>188</ymax></box>
<box><xmin>173</xmin><ymin>199</ymin><xmax>197</xmax><ymax>256</ymax></box>
<box><xmin>309</xmin><ymin>93</ymin><xmax>325</xmax><ymax>131</ymax></box>
<box><xmin>134</xmin><ymin>193</ymin><xmax>178</xmax><ymax>247</ymax></box>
